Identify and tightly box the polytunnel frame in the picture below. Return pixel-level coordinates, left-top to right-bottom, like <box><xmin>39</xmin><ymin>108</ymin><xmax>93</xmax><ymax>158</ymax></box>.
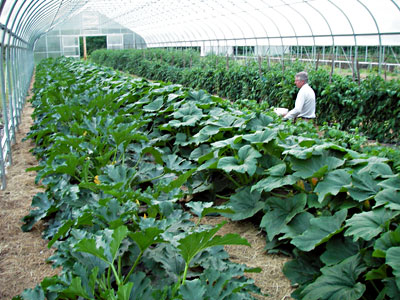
<box><xmin>138</xmin><ymin>0</ymin><xmax>399</xmax><ymax>75</ymax></box>
<box><xmin>1</xmin><ymin>0</ymin><xmax>400</xmax><ymax>190</ymax></box>
<box><xmin>0</xmin><ymin>0</ymin><xmax>31</xmax><ymax>190</ymax></box>
<box><xmin>0</xmin><ymin>0</ymin><xmax>86</xmax><ymax>189</ymax></box>
<box><xmin>1</xmin><ymin>0</ymin><xmax>47</xmax><ymax>189</ymax></box>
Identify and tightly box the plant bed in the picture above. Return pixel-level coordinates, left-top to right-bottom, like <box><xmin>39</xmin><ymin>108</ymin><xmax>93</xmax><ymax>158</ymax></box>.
<box><xmin>17</xmin><ymin>57</ymin><xmax>400</xmax><ymax>300</ymax></box>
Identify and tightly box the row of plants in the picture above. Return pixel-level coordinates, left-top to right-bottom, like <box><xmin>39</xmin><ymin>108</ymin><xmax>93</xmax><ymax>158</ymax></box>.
<box><xmin>17</xmin><ymin>58</ymin><xmax>262</xmax><ymax>300</ymax></box>
<box><xmin>90</xmin><ymin>48</ymin><xmax>400</xmax><ymax>143</ymax></box>
<box><xmin>20</xmin><ymin>57</ymin><xmax>400</xmax><ymax>300</ymax></box>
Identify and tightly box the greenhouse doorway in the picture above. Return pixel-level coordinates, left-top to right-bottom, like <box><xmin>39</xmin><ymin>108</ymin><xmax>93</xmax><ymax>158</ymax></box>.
<box><xmin>79</xmin><ymin>36</ymin><xmax>107</xmax><ymax>59</ymax></box>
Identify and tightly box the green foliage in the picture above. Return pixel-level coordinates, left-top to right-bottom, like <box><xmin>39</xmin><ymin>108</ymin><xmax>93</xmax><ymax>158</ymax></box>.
<box><xmin>20</xmin><ymin>57</ymin><xmax>262</xmax><ymax>300</ymax></box>
<box><xmin>91</xmin><ymin>48</ymin><xmax>400</xmax><ymax>143</ymax></box>
<box><xmin>80</xmin><ymin>36</ymin><xmax>107</xmax><ymax>57</ymax></box>
<box><xmin>20</xmin><ymin>57</ymin><xmax>400</xmax><ymax>300</ymax></box>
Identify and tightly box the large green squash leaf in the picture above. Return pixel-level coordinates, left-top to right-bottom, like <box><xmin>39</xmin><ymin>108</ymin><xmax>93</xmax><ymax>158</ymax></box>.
<box><xmin>163</xmin><ymin>154</ymin><xmax>194</xmax><ymax>172</ymax></box>
<box><xmin>177</xmin><ymin>221</ymin><xmax>250</xmax><ymax>265</ymax></box>
<box><xmin>75</xmin><ymin>226</ymin><xmax>128</xmax><ymax>264</ymax></box>
<box><xmin>251</xmin><ymin>175</ymin><xmax>298</xmax><ymax>193</ymax></box>
<box><xmin>194</xmin><ymin>267</ymin><xmax>261</xmax><ymax>299</ymax></box>
<box><xmin>128</xmin><ymin>227</ymin><xmax>166</xmax><ymax>252</ymax></box>
<box><xmin>211</xmin><ymin>135</ymin><xmax>242</xmax><ymax>149</ymax></box>
<box><xmin>283</xmin><ymin>142</ymin><xmax>347</xmax><ymax>160</ymax></box>
<box><xmin>170</xmin><ymin>102</ymin><xmax>203</xmax><ymax>127</ymax></box>
<box><xmin>185</xmin><ymin>202</ymin><xmax>234</xmax><ymax>223</ymax></box>
<box><xmin>345</xmin><ymin>208</ymin><xmax>400</xmax><ymax>242</ymax></box>
<box><xmin>291</xmin><ymin>209</ymin><xmax>347</xmax><ymax>252</ymax></box>
<box><xmin>290</xmin><ymin>153</ymin><xmax>345</xmax><ymax>179</ymax></box>
<box><xmin>128</xmin><ymin>272</ymin><xmax>154</xmax><ymax>300</ymax></box>
<box><xmin>320</xmin><ymin>236</ymin><xmax>360</xmax><ymax>266</ymax></box>
<box><xmin>373</xmin><ymin>227</ymin><xmax>400</xmax><ymax>258</ymax></box>
<box><xmin>225</xmin><ymin>187</ymin><xmax>264</xmax><ymax>220</ymax></box>
<box><xmin>378</xmin><ymin>175</ymin><xmax>400</xmax><ymax>190</ymax></box>
<box><xmin>261</xmin><ymin>194</ymin><xmax>307</xmax><ymax>240</ymax></box>
<box><xmin>179</xmin><ymin>279</ymin><xmax>206</xmax><ymax>300</ymax></box>
<box><xmin>142</xmin><ymin>97</ymin><xmax>164</xmax><ymax>111</ymax></box>
<box><xmin>314</xmin><ymin>169</ymin><xmax>351</xmax><ymax>203</ymax></box>
<box><xmin>242</xmin><ymin>129</ymin><xmax>278</xmax><ymax>144</ymax></box>
<box><xmin>283</xmin><ymin>252</ymin><xmax>323</xmax><ymax>286</ymax></box>
<box><xmin>21</xmin><ymin>192</ymin><xmax>56</xmax><ymax>232</ymax></box>
<box><xmin>386</xmin><ymin>247</ymin><xmax>400</xmax><ymax>290</ymax></box>
<box><xmin>98</xmin><ymin>165</ymin><xmax>136</xmax><ymax>189</ymax></box>
<box><xmin>383</xmin><ymin>277</ymin><xmax>400</xmax><ymax>299</ymax></box>
<box><xmin>187</xmin><ymin>89</ymin><xmax>211</xmax><ymax>103</ymax></box>
<box><xmin>116</xmin><ymin>282</ymin><xmax>134</xmax><ymax>300</ymax></box>
<box><xmin>374</xmin><ymin>188</ymin><xmax>400</xmax><ymax>210</ymax></box>
<box><xmin>348</xmin><ymin>171</ymin><xmax>381</xmax><ymax>202</ymax></box>
<box><xmin>280</xmin><ymin>211</ymin><xmax>314</xmax><ymax>240</ymax></box>
<box><xmin>61</xmin><ymin>277</ymin><xmax>91</xmax><ymax>299</ymax></box>
<box><xmin>357</xmin><ymin>161</ymin><xmax>394</xmax><ymax>179</ymax></box>
<box><xmin>301</xmin><ymin>254</ymin><xmax>366</xmax><ymax>300</ymax></box>
<box><xmin>21</xmin><ymin>286</ymin><xmax>45</xmax><ymax>300</ymax></box>
<box><xmin>217</xmin><ymin>145</ymin><xmax>262</xmax><ymax>176</ymax></box>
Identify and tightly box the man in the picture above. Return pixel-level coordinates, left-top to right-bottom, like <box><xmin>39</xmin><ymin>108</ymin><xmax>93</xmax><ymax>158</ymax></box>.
<box><xmin>283</xmin><ymin>71</ymin><xmax>315</xmax><ymax>121</ymax></box>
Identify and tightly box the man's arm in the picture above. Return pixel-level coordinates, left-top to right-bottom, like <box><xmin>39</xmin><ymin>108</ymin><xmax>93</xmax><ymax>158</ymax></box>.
<box><xmin>283</xmin><ymin>91</ymin><xmax>305</xmax><ymax>120</ymax></box>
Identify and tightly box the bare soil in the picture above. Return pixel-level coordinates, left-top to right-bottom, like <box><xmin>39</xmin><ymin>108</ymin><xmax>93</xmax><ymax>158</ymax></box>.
<box><xmin>0</xmin><ymin>89</ymin><xmax>294</xmax><ymax>300</ymax></box>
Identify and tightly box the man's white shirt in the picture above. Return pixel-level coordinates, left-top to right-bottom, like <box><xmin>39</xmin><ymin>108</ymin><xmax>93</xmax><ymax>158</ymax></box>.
<box><xmin>284</xmin><ymin>83</ymin><xmax>316</xmax><ymax>120</ymax></box>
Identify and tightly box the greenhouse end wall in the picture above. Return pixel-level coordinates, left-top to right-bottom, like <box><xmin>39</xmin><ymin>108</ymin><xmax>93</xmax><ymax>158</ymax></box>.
<box><xmin>33</xmin><ymin>10</ymin><xmax>146</xmax><ymax>63</ymax></box>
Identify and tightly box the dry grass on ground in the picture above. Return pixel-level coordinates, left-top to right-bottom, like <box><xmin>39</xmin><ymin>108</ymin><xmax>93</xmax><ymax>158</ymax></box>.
<box><xmin>0</xmin><ymin>102</ymin><xmax>60</xmax><ymax>299</ymax></box>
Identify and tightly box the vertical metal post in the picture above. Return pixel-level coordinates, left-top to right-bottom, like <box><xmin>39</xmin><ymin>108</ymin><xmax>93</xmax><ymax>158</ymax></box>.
<box><xmin>1</xmin><ymin>45</ymin><xmax>12</xmax><ymax>168</ymax></box>
<box><xmin>6</xmin><ymin>40</ymin><xmax>16</xmax><ymax>144</ymax></box>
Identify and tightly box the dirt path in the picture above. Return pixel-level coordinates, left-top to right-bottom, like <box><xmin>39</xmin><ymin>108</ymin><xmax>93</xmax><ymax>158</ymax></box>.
<box><xmin>0</xmin><ymin>88</ymin><xmax>294</xmax><ymax>300</ymax></box>
<box><xmin>0</xmin><ymin>102</ymin><xmax>59</xmax><ymax>299</ymax></box>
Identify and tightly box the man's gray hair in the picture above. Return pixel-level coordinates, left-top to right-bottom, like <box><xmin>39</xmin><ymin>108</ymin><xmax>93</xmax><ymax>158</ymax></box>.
<box><xmin>296</xmin><ymin>71</ymin><xmax>308</xmax><ymax>83</ymax></box>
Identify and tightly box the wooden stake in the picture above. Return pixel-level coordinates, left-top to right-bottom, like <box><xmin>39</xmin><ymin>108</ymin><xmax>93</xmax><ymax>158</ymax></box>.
<box><xmin>83</xmin><ymin>36</ymin><xmax>87</xmax><ymax>60</ymax></box>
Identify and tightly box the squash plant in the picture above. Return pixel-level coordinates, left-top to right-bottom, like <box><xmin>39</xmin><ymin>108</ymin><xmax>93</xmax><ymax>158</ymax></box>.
<box><xmin>17</xmin><ymin>58</ymin><xmax>262</xmax><ymax>300</ymax></box>
<box><xmin>18</xmin><ymin>57</ymin><xmax>400</xmax><ymax>300</ymax></box>
<box><xmin>91</xmin><ymin>48</ymin><xmax>400</xmax><ymax>143</ymax></box>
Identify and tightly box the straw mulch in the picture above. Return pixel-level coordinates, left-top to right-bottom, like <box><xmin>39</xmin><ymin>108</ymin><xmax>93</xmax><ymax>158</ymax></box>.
<box><xmin>200</xmin><ymin>216</ymin><xmax>294</xmax><ymax>300</ymax></box>
<box><xmin>0</xmin><ymin>102</ymin><xmax>60</xmax><ymax>299</ymax></box>
<box><xmin>0</xmin><ymin>85</ymin><xmax>294</xmax><ymax>300</ymax></box>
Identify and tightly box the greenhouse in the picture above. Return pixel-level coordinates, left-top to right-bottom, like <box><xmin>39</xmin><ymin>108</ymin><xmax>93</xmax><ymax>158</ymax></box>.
<box><xmin>1</xmin><ymin>1</ymin><xmax>400</xmax><ymax>299</ymax></box>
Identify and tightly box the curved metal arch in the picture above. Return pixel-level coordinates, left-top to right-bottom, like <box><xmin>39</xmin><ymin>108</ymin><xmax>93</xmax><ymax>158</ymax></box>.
<box><xmin>100</xmin><ymin>0</ymin><xmax>224</xmax><ymax>49</ymax></box>
<box><xmin>192</xmin><ymin>1</ymin><xmax>230</xmax><ymax>47</ymax></box>
<box><xmin>167</xmin><ymin>2</ymin><xmax>225</xmax><ymax>48</ymax></box>
<box><xmin>148</xmin><ymin>30</ymin><xmax>178</xmax><ymax>48</ymax></box>
<box><xmin>327</xmin><ymin>0</ymin><xmax>357</xmax><ymax>46</ymax></box>
<box><xmin>305</xmin><ymin>1</ymin><xmax>334</xmax><ymax>43</ymax></box>
<box><xmin>13</xmin><ymin>0</ymin><xmax>66</xmax><ymax>46</ymax></box>
<box><xmin>327</xmin><ymin>0</ymin><xmax>358</xmax><ymax>74</ymax></box>
<box><xmin>173</xmin><ymin>0</ymin><xmax>225</xmax><ymax>46</ymax></box>
<box><xmin>28</xmin><ymin>0</ymin><xmax>86</xmax><ymax>44</ymax></box>
<box><xmin>136</xmin><ymin>18</ymin><xmax>209</xmax><ymax>50</ymax></box>
<box><xmin>0</xmin><ymin>0</ymin><xmax>7</xmax><ymax>15</ymax></box>
<box><xmin>280</xmin><ymin>0</ymin><xmax>316</xmax><ymax>55</ymax></box>
<box><xmin>252</xmin><ymin>0</ymin><xmax>300</xmax><ymax>60</ymax></box>
<box><xmin>1</xmin><ymin>0</ymin><xmax>23</xmax><ymax>160</ymax></box>
<box><xmin>356</xmin><ymin>0</ymin><xmax>382</xmax><ymax>69</ymax></box>
<box><xmin>270</xmin><ymin>5</ymin><xmax>299</xmax><ymax>47</ymax></box>
<box><xmin>19</xmin><ymin>0</ymin><xmax>64</xmax><ymax>45</ymax></box>
<box><xmin>216</xmin><ymin>0</ymin><xmax>254</xmax><ymax>53</ymax></box>
<box><xmin>304</xmin><ymin>1</ymin><xmax>334</xmax><ymax>64</ymax></box>
<box><xmin>237</xmin><ymin>0</ymin><xmax>272</xmax><ymax>55</ymax></box>
<box><xmin>153</xmin><ymin>0</ymin><xmax>226</xmax><ymax>44</ymax></box>
<box><xmin>255</xmin><ymin>0</ymin><xmax>288</xmax><ymax>57</ymax></box>
<box><xmin>128</xmin><ymin>3</ymin><xmax>191</xmax><ymax>48</ymax></box>
<box><xmin>5</xmin><ymin>0</ymin><xmax>34</xmax><ymax>140</ymax></box>
<box><xmin>391</xmin><ymin>0</ymin><xmax>400</xmax><ymax>11</ymax></box>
